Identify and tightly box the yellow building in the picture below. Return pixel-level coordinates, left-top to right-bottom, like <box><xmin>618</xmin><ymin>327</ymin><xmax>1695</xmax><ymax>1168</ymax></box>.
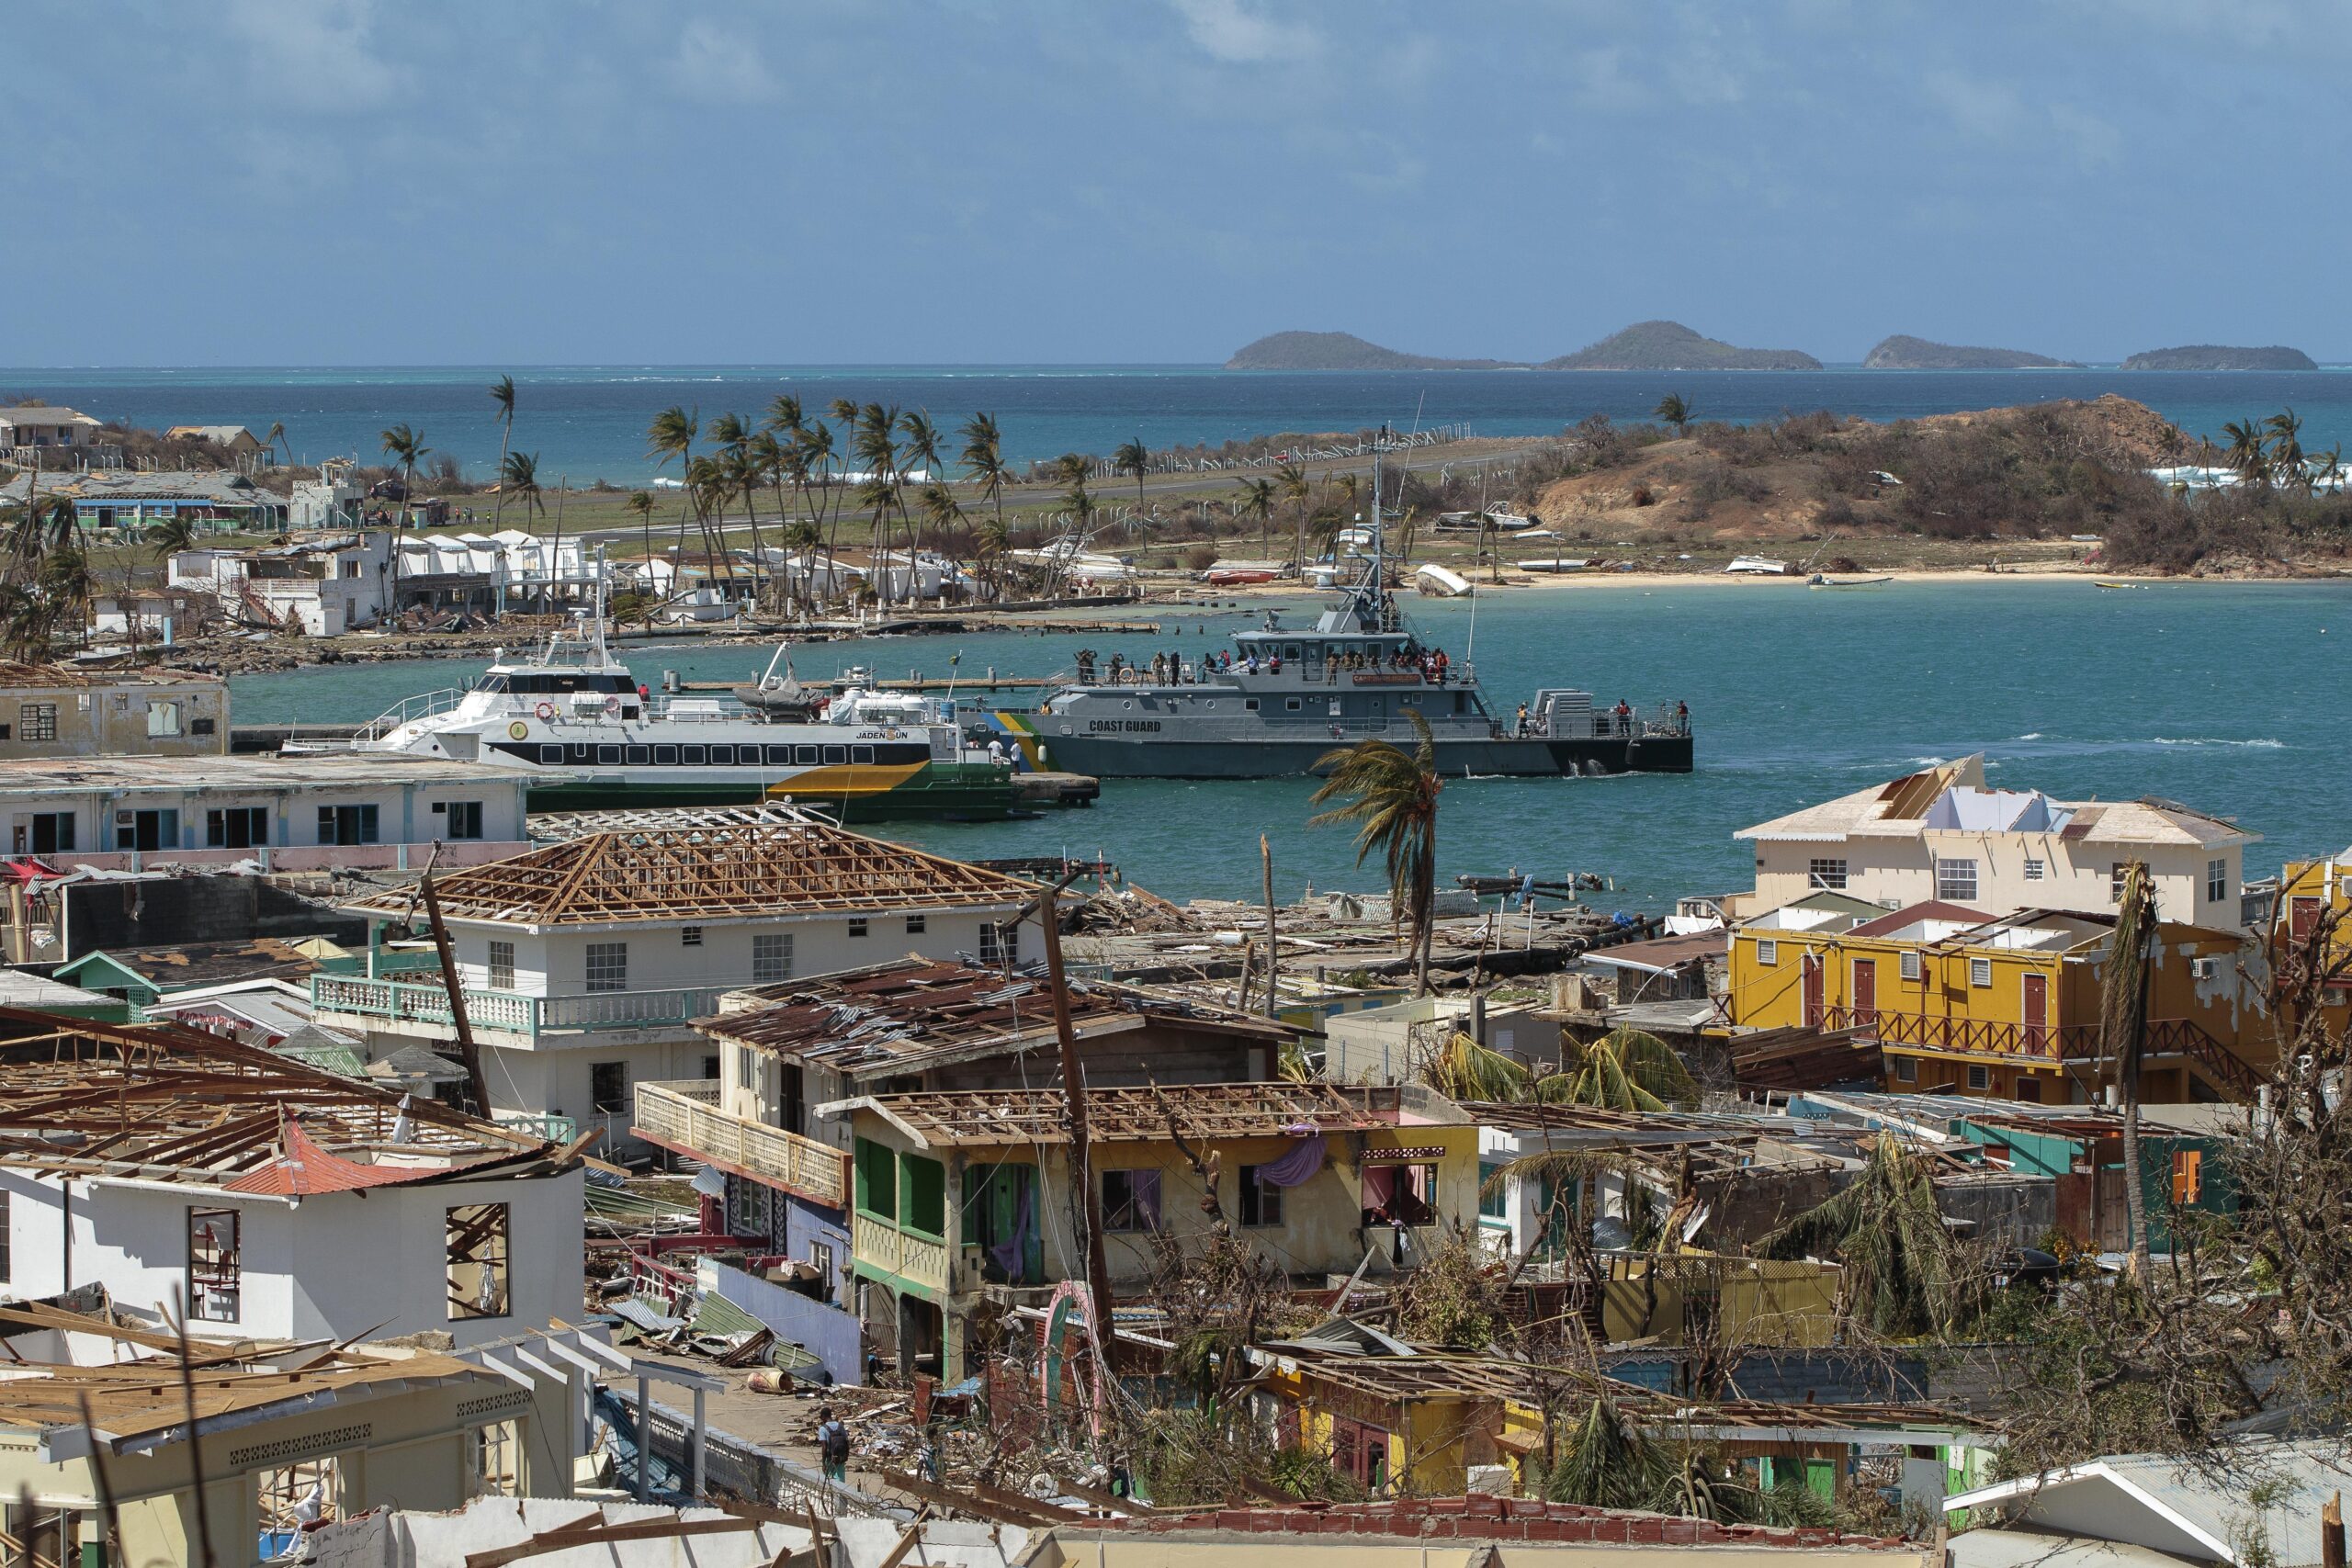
<box><xmin>1727</xmin><ymin>903</ymin><xmax>2267</xmax><ymax>1102</ymax></box>
<box><xmin>824</xmin><ymin>1082</ymin><xmax>1480</xmax><ymax>1382</ymax></box>
<box><xmin>1246</xmin><ymin>1344</ymin><xmax>1542</xmax><ymax>1495</ymax></box>
<box><xmin>2276</xmin><ymin>852</ymin><xmax>2352</xmax><ymax>1038</ymax></box>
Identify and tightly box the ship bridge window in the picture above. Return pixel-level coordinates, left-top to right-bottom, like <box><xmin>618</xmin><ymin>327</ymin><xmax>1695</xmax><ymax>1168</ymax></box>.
<box><xmin>1245</xmin><ymin>699</ymin><xmax>1259</xmax><ymax>712</ymax></box>
<box><xmin>1284</xmin><ymin>644</ymin><xmax>1302</xmax><ymax>660</ymax></box>
<box><xmin>476</xmin><ymin>675</ymin><xmax>508</xmax><ymax>694</ymax></box>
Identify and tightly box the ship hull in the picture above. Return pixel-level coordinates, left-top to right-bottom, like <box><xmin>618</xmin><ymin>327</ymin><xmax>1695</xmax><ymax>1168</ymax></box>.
<box><xmin>1025</xmin><ymin>731</ymin><xmax>1691</xmax><ymax>779</ymax></box>
<box><xmin>522</xmin><ymin>760</ymin><xmax>1027</xmax><ymax>820</ymax></box>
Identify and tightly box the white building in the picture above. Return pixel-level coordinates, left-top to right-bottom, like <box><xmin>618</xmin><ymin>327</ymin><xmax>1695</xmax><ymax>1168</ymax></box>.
<box><xmin>0</xmin><ymin>1011</ymin><xmax>587</xmax><ymax>1350</ymax></box>
<box><xmin>1735</xmin><ymin>756</ymin><xmax>2256</xmax><ymax>927</ymax></box>
<box><xmin>171</xmin><ymin>531</ymin><xmax>392</xmax><ymax>635</ymax></box>
<box><xmin>290</xmin><ymin>457</ymin><xmax>368</xmax><ymax>530</ymax></box>
<box><xmin>0</xmin><ymin>752</ymin><xmax>528</xmax><ymax>871</ymax></box>
<box><xmin>314</xmin><ymin>818</ymin><xmax>1041</xmax><ymax>1150</ymax></box>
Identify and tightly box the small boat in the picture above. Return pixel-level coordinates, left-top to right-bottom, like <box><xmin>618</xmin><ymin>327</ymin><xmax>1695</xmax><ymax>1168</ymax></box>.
<box><xmin>1483</xmin><ymin>505</ymin><xmax>1539</xmax><ymax>531</ymax></box>
<box><xmin>1413</xmin><ymin>562</ymin><xmax>1475</xmax><ymax>597</ymax></box>
<box><xmin>1204</xmin><ymin>568</ymin><xmax>1280</xmax><ymax>587</ymax></box>
<box><xmin>1724</xmin><ymin>555</ymin><xmax>1790</xmax><ymax>576</ymax></box>
<box><xmin>2094</xmin><ymin>578</ymin><xmax>2148</xmax><ymax>590</ymax></box>
<box><xmin>1807</xmin><ymin>573</ymin><xmax>1893</xmax><ymax>589</ymax></box>
<box><xmin>1520</xmin><ymin>558</ymin><xmax>1604</xmax><ymax>574</ymax></box>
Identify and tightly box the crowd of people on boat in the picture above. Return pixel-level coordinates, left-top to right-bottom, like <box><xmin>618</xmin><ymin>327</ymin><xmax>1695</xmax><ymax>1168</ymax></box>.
<box><xmin>1070</xmin><ymin>641</ymin><xmax>1457</xmax><ymax>686</ymax></box>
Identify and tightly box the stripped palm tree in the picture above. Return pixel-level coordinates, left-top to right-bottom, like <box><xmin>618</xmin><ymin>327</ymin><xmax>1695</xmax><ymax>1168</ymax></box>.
<box><xmin>378</xmin><ymin>423</ymin><xmax>428</xmax><ymax>615</ymax></box>
<box><xmin>2103</xmin><ymin>859</ymin><xmax>2157</xmax><ymax>1275</ymax></box>
<box><xmin>1755</xmin><ymin>1132</ymin><xmax>1979</xmax><ymax>1337</ymax></box>
<box><xmin>1054</xmin><ymin>454</ymin><xmax>1095</xmax><ymax>601</ymax></box>
<box><xmin>264</xmin><ymin>420</ymin><xmax>288</xmax><ymax>468</ymax></box>
<box><xmin>1275</xmin><ymin>460</ymin><xmax>1311</xmax><ymax>570</ymax></box>
<box><xmin>646</xmin><ymin>405</ymin><xmax>698</xmax><ymax>601</ymax></box>
<box><xmin>1653</xmin><ymin>392</ymin><xmax>1693</xmax><ymax>434</ymax></box>
<box><xmin>1233</xmin><ymin>476</ymin><xmax>1275</xmax><ymax>560</ymax></box>
<box><xmin>958</xmin><ymin>412</ymin><xmax>1011</xmax><ymax>600</ymax></box>
<box><xmin>2221</xmin><ymin>416</ymin><xmax>2270</xmax><ymax>491</ymax></box>
<box><xmin>499</xmin><ymin>452</ymin><xmax>545</xmax><ymax>607</ymax></box>
<box><xmin>1310</xmin><ymin>709</ymin><xmax>1442</xmax><ymax>994</ymax></box>
<box><xmin>1549</xmin><ymin>1028</ymin><xmax>1700</xmax><ymax>1111</ymax></box>
<box><xmin>488</xmin><ymin>374</ymin><xmax>517</xmax><ymax>529</ymax></box>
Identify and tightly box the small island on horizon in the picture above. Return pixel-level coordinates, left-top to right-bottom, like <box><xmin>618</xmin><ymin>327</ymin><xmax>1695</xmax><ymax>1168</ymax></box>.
<box><xmin>1226</xmin><ymin>319</ymin><xmax>1821</xmax><ymax>372</ymax></box>
<box><xmin>2120</xmin><ymin>344</ymin><xmax>2318</xmax><ymax>371</ymax></box>
<box><xmin>1863</xmin><ymin>334</ymin><xmax>2081</xmax><ymax>369</ymax></box>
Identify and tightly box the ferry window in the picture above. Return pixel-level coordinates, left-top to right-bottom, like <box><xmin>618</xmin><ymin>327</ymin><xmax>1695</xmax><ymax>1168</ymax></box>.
<box><xmin>852</xmin><ymin>745</ymin><xmax>875</xmax><ymax>764</ymax></box>
<box><xmin>1244</xmin><ymin>700</ymin><xmax>1259</xmax><ymax>712</ymax></box>
<box><xmin>316</xmin><ymin>805</ymin><xmax>377</xmax><ymax>846</ymax></box>
<box><xmin>206</xmin><ymin>807</ymin><xmax>269</xmax><ymax>850</ymax></box>
<box><xmin>1285</xmin><ymin>697</ymin><xmax>1301</xmax><ymax>712</ymax></box>
<box><xmin>905</xmin><ymin>914</ymin><xmax>925</xmax><ymax>934</ymax></box>
<box><xmin>584</xmin><ymin>942</ymin><xmax>628</xmax><ymax>993</ymax></box>
<box><xmin>653</xmin><ymin>745</ymin><xmax>678</xmax><ymax>765</ymax></box>
<box><xmin>681</xmin><ymin>745</ymin><xmax>706</xmax><ymax>764</ymax></box>
<box><xmin>187</xmin><ymin>1207</ymin><xmax>242</xmax><ymax>1322</ymax></box>
<box><xmin>753</xmin><ymin>933</ymin><xmax>793</xmax><ymax>982</ymax></box>
<box><xmin>537</xmin><ymin>745</ymin><xmax>562</xmax><ymax>764</ymax></box>
<box><xmin>439</xmin><ymin>801</ymin><xmax>484</xmax><ymax>840</ymax></box>
<box><xmin>707</xmin><ymin>745</ymin><xmax>732</xmax><ymax>764</ymax></box>
<box><xmin>681</xmin><ymin>926</ymin><xmax>704</xmax><ymax>946</ymax></box>
<box><xmin>763</xmin><ymin>745</ymin><xmax>790</xmax><ymax>765</ymax></box>
<box><xmin>596</xmin><ymin>744</ymin><xmax>621</xmax><ymax>764</ymax></box>
<box><xmin>447</xmin><ymin>1202</ymin><xmax>511</xmax><ymax>1320</ymax></box>
<box><xmin>488</xmin><ymin>941</ymin><xmax>514</xmax><ymax>990</ymax></box>
<box><xmin>822</xmin><ymin>745</ymin><xmax>847</xmax><ymax>765</ymax></box>
<box><xmin>624</xmin><ymin>745</ymin><xmax>650</xmax><ymax>765</ymax></box>
<box><xmin>792</xmin><ymin>745</ymin><xmax>817</xmax><ymax>764</ymax></box>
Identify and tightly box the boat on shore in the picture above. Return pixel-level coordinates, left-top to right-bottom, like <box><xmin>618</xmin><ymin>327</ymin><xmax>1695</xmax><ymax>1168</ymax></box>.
<box><xmin>1521</xmin><ymin>557</ymin><xmax>1604</xmax><ymax>574</ymax></box>
<box><xmin>1725</xmin><ymin>555</ymin><xmax>1792</xmax><ymax>576</ymax></box>
<box><xmin>1414</xmin><ymin>563</ymin><xmax>1475</xmax><ymax>597</ymax></box>
<box><xmin>1808</xmin><ymin>573</ymin><xmax>1893</xmax><ymax>588</ymax></box>
<box><xmin>288</xmin><ymin>621</ymin><xmax>1033</xmax><ymax>820</ymax></box>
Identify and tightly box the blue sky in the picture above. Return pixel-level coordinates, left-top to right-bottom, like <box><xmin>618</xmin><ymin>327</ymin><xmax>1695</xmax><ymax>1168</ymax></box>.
<box><xmin>6</xmin><ymin>0</ymin><xmax>2342</xmax><ymax>366</ymax></box>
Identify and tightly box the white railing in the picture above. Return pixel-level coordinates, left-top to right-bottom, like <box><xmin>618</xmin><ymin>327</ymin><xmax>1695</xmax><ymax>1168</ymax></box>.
<box><xmin>632</xmin><ymin>1080</ymin><xmax>849</xmax><ymax>1207</ymax></box>
<box><xmin>310</xmin><ymin>976</ymin><xmax>727</xmax><ymax>1041</ymax></box>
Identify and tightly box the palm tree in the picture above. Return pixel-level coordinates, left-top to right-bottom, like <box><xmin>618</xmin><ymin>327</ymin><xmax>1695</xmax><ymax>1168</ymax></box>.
<box><xmin>646</xmin><ymin>406</ymin><xmax>698</xmax><ymax>601</ymax></box>
<box><xmin>500</xmin><ymin>452</ymin><xmax>546</xmax><ymax>607</ymax></box>
<box><xmin>378</xmin><ymin>423</ymin><xmax>428</xmax><ymax>615</ymax></box>
<box><xmin>1055</xmin><ymin>454</ymin><xmax>1095</xmax><ymax>601</ymax></box>
<box><xmin>1552</xmin><ymin>1028</ymin><xmax>1700</xmax><ymax>1111</ymax></box>
<box><xmin>1113</xmin><ymin>436</ymin><xmax>1151</xmax><ymax>516</ymax></box>
<box><xmin>264</xmin><ymin>421</ymin><xmax>288</xmax><ymax>468</ymax></box>
<box><xmin>625</xmin><ymin>491</ymin><xmax>659</xmax><ymax>617</ymax></box>
<box><xmin>1654</xmin><ymin>392</ymin><xmax>1693</xmax><ymax>434</ymax></box>
<box><xmin>1233</xmin><ymin>476</ymin><xmax>1275</xmax><ymax>559</ymax></box>
<box><xmin>2103</xmin><ymin>860</ymin><xmax>2158</xmax><ymax>1275</ymax></box>
<box><xmin>799</xmin><ymin>421</ymin><xmax>842</xmax><ymax>598</ymax></box>
<box><xmin>779</xmin><ymin>518</ymin><xmax>823</xmax><ymax>616</ymax></box>
<box><xmin>1755</xmin><ymin>1133</ymin><xmax>1981</xmax><ymax>1337</ymax></box>
<box><xmin>958</xmin><ymin>413</ymin><xmax>1011</xmax><ymax>599</ymax></box>
<box><xmin>1274</xmin><ymin>460</ymin><xmax>1311</xmax><ymax>570</ymax></box>
<box><xmin>2267</xmin><ymin>407</ymin><xmax>2308</xmax><ymax>494</ymax></box>
<box><xmin>855</xmin><ymin>406</ymin><xmax>904</xmax><ymax>603</ymax></box>
<box><xmin>148</xmin><ymin>513</ymin><xmax>198</xmax><ymax>571</ymax></box>
<box><xmin>899</xmin><ymin>411</ymin><xmax>946</xmax><ymax>596</ymax></box>
<box><xmin>1309</xmin><ymin>709</ymin><xmax>1442</xmax><ymax>993</ymax></box>
<box><xmin>2221</xmin><ymin>416</ymin><xmax>2270</xmax><ymax>491</ymax></box>
<box><xmin>488</xmin><ymin>374</ymin><xmax>517</xmax><ymax>528</ymax></box>
<box><xmin>918</xmin><ymin>484</ymin><xmax>968</xmax><ymax>598</ymax></box>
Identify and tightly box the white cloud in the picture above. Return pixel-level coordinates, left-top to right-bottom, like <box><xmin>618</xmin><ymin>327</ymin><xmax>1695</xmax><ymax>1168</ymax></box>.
<box><xmin>1168</xmin><ymin>0</ymin><xmax>1321</xmax><ymax>64</ymax></box>
<box><xmin>662</xmin><ymin>17</ymin><xmax>781</xmax><ymax>104</ymax></box>
<box><xmin>223</xmin><ymin>0</ymin><xmax>404</xmax><ymax>113</ymax></box>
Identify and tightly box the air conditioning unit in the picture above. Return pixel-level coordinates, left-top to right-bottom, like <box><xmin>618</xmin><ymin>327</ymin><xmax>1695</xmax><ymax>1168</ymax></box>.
<box><xmin>2190</xmin><ymin>957</ymin><xmax>2222</xmax><ymax>981</ymax></box>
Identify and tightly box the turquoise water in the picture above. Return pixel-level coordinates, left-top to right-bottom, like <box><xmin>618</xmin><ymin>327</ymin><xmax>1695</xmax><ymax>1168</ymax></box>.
<box><xmin>231</xmin><ymin>581</ymin><xmax>2352</xmax><ymax>909</ymax></box>
<box><xmin>9</xmin><ymin>364</ymin><xmax>2352</xmax><ymax>484</ymax></box>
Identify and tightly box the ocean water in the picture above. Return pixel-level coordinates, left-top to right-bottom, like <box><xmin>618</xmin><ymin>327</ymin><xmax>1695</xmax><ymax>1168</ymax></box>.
<box><xmin>7</xmin><ymin>365</ymin><xmax>2352</xmax><ymax>486</ymax></box>
<box><xmin>230</xmin><ymin>580</ymin><xmax>2352</xmax><ymax>909</ymax></box>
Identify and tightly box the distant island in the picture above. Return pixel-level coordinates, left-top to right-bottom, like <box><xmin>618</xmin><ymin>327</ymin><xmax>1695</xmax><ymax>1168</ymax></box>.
<box><xmin>1223</xmin><ymin>332</ymin><xmax>1514</xmax><ymax>371</ymax></box>
<box><xmin>1540</xmin><ymin>321</ymin><xmax>1820</xmax><ymax>371</ymax></box>
<box><xmin>1224</xmin><ymin>319</ymin><xmax>1820</xmax><ymax>371</ymax></box>
<box><xmin>2120</xmin><ymin>344</ymin><xmax>2317</xmax><ymax>371</ymax></box>
<box><xmin>1863</xmin><ymin>334</ymin><xmax>2080</xmax><ymax>370</ymax></box>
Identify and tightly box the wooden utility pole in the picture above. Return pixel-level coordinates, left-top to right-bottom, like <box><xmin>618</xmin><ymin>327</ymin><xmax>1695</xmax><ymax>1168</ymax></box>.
<box><xmin>2323</xmin><ymin>1492</ymin><xmax>2345</xmax><ymax>1568</ymax></box>
<box><xmin>1021</xmin><ymin>873</ymin><xmax>1116</xmax><ymax>1347</ymax></box>
<box><xmin>420</xmin><ymin>868</ymin><xmax>493</xmax><ymax>1120</ymax></box>
<box><xmin>1261</xmin><ymin>834</ymin><xmax>1280</xmax><ymax>1020</ymax></box>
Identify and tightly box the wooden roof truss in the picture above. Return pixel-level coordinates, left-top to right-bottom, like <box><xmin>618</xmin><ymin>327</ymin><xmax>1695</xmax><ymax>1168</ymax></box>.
<box><xmin>857</xmin><ymin>1081</ymin><xmax>1403</xmax><ymax>1148</ymax></box>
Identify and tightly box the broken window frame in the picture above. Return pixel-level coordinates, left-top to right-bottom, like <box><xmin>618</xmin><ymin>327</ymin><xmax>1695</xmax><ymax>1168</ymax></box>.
<box><xmin>447</xmin><ymin>1202</ymin><xmax>512</xmax><ymax>1321</ymax></box>
<box><xmin>187</xmin><ymin>1206</ymin><xmax>242</xmax><ymax>1322</ymax></box>
<box><xmin>257</xmin><ymin>1456</ymin><xmax>339</xmax><ymax>1545</ymax></box>
<box><xmin>1101</xmin><ymin>1168</ymin><xmax>1163</xmax><ymax>1234</ymax></box>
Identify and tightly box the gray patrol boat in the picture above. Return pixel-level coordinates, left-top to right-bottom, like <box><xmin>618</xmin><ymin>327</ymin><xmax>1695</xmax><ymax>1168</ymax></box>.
<box><xmin>983</xmin><ymin>467</ymin><xmax>1692</xmax><ymax>780</ymax></box>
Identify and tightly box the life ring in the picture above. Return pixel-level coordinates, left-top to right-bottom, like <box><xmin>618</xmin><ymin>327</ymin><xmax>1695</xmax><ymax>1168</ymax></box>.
<box><xmin>507</xmin><ymin>721</ymin><xmax>529</xmax><ymax>740</ymax></box>
<box><xmin>605</xmin><ymin>695</ymin><xmax>623</xmax><ymax>716</ymax></box>
<box><xmin>535</xmin><ymin>702</ymin><xmax>556</xmax><ymax>721</ymax></box>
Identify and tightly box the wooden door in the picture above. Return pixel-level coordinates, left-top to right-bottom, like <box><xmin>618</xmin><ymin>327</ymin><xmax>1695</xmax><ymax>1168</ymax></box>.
<box><xmin>1850</xmin><ymin>959</ymin><xmax>1877</xmax><ymax>1028</ymax></box>
<box><xmin>2021</xmin><ymin>973</ymin><xmax>2049</xmax><ymax>1055</ymax></box>
<box><xmin>1802</xmin><ymin>953</ymin><xmax>1825</xmax><ymax>1028</ymax></box>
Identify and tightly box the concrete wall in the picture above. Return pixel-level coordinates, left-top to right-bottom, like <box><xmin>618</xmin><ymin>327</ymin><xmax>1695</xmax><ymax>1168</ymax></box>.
<box><xmin>446</xmin><ymin>911</ymin><xmax>1011</xmax><ymax>998</ymax></box>
<box><xmin>1752</xmin><ymin>835</ymin><xmax>2242</xmax><ymax>928</ymax></box>
<box><xmin>0</xmin><ymin>678</ymin><xmax>227</xmax><ymax>761</ymax></box>
<box><xmin>62</xmin><ymin>874</ymin><xmax>367</xmax><ymax>960</ymax></box>
<box><xmin>0</xmin><ymin>772</ymin><xmax>526</xmax><ymax>868</ymax></box>
<box><xmin>701</xmin><ymin>1256</ymin><xmax>862</xmax><ymax>1385</ymax></box>
<box><xmin>1</xmin><ymin>1166</ymin><xmax>582</xmax><ymax>1349</ymax></box>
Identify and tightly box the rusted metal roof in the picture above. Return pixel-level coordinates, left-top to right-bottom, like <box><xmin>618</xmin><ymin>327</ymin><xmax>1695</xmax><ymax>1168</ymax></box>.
<box><xmin>829</xmin><ymin>1081</ymin><xmax>1420</xmax><ymax>1148</ymax></box>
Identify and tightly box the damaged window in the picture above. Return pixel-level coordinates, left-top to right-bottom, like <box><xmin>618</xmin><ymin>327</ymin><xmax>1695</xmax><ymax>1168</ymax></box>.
<box><xmin>447</xmin><ymin>1202</ymin><xmax>512</xmax><ymax>1320</ymax></box>
<box><xmin>187</xmin><ymin>1207</ymin><xmax>242</xmax><ymax>1322</ymax></box>
<box><xmin>1102</xmin><ymin>1168</ymin><xmax>1162</xmax><ymax>1233</ymax></box>
<box><xmin>473</xmin><ymin>1421</ymin><xmax>518</xmax><ymax>1498</ymax></box>
<box><xmin>258</xmin><ymin>1456</ymin><xmax>338</xmax><ymax>1546</ymax></box>
<box><xmin>899</xmin><ymin>1153</ymin><xmax>946</xmax><ymax>1238</ymax></box>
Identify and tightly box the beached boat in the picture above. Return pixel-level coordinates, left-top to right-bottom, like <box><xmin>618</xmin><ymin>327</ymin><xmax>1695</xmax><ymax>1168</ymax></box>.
<box><xmin>1204</xmin><ymin>567</ymin><xmax>1281</xmax><ymax>586</ymax></box>
<box><xmin>1520</xmin><ymin>558</ymin><xmax>1603</xmax><ymax>574</ymax></box>
<box><xmin>2094</xmin><ymin>579</ymin><xmax>2149</xmax><ymax>590</ymax></box>
<box><xmin>1725</xmin><ymin>556</ymin><xmax>1791</xmax><ymax>576</ymax></box>
<box><xmin>1807</xmin><ymin>573</ymin><xmax>1893</xmax><ymax>588</ymax></box>
<box><xmin>1414</xmin><ymin>563</ymin><xmax>1475</xmax><ymax>597</ymax></box>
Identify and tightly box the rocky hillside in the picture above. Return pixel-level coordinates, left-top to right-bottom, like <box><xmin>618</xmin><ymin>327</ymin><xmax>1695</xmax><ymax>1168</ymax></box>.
<box><xmin>2120</xmin><ymin>344</ymin><xmax>2317</xmax><ymax>370</ymax></box>
<box><xmin>1540</xmin><ymin>321</ymin><xmax>1819</xmax><ymax>371</ymax></box>
<box><xmin>1863</xmin><ymin>335</ymin><xmax>2079</xmax><ymax>369</ymax></box>
<box><xmin>1224</xmin><ymin>332</ymin><xmax>1514</xmax><ymax>371</ymax></box>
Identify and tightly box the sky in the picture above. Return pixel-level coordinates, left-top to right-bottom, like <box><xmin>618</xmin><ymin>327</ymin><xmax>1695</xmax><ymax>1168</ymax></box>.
<box><xmin>6</xmin><ymin>0</ymin><xmax>2345</xmax><ymax>367</ymax></box>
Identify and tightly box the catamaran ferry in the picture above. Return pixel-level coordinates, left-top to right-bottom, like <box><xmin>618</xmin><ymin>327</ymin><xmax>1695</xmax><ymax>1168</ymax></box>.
<box><xmin>300</xmin><ymin>622</ymin><xmax>1027</xmax><ymax>820</ymax></box>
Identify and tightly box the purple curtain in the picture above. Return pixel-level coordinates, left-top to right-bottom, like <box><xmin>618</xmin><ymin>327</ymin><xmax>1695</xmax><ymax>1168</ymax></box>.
<box><xmin>988</xmin><ymin>1180</ymin><xmax>1034</xmax><ymax>1276</ymax></box>
<box><xmin>1255</xmin><ymin>1133</ymin><xmax>1329</xmax><ymax>1189</ymax></box>
<box><xmin>1136</xmin><ymin>1170</ymin><xmax>1162</xmax><ymax>1230</ymax></box>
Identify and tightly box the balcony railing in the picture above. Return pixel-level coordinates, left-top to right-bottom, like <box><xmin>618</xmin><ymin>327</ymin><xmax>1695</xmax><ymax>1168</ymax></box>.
<box><xmin>632</xmin><ymin>1079</ymin><xmax>849</xmax><ymax>1208</ymax></box>
<box><xmin>311</xmin><ymin>974</ymin><xmax>733</xmax><ymax>1042</ymax></box>
<box><xmin>1815</xmin><ymin>1006</ymin><xmax>2259</xmax><ymax>1095</ymax></box>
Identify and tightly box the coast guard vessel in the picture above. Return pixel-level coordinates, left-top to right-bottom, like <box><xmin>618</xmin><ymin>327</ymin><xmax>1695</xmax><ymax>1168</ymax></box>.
<box><xmin>309</xmin><ymin>619</ymin><xmax>1026</xmax><ymax>820</ymax></box>
<box><xmin>986</xmin><ymin>459</ymin><xmax>1692</xmax><ymax>780</ymax></box>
